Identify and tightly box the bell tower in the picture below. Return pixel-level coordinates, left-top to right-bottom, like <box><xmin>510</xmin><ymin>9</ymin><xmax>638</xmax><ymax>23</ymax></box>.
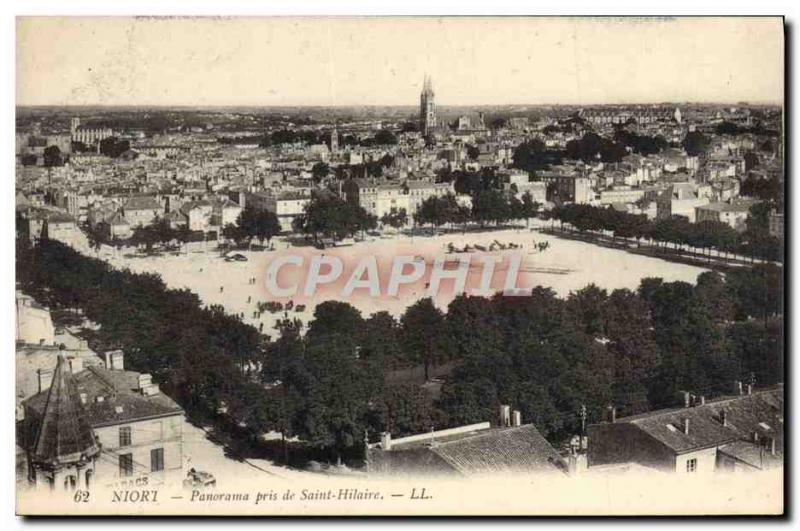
<box><xmin>419</xmin><ymin>75</ymin><xmax>437</xmax><ymax>136</ymax></box>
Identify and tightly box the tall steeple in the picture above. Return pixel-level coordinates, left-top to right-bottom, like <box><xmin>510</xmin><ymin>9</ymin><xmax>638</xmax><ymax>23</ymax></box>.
<box><xmin>420</xmin><ymin>74</ymin><xmax>437</xmax><ymax>136</ymax></box>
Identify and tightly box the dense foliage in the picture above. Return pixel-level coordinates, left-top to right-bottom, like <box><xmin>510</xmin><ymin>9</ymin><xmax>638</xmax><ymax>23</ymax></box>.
<box><xmin>547</xmin><ymin>203</ymin><xmax>782</xmax><ymax>262</ymax></box>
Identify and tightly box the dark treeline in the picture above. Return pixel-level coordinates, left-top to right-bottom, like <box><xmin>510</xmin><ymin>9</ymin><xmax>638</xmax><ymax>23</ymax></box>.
<box><xmin>16</xmin><ymin>238</ymin><xmax>267</xmax><ymax>426</ymax></box>
<box><xmin>414</xmin><ymin>190</ymin><xmax>539</xmax><ymax>230</ymax></box>
<box><xmin>547</xmin><ymin>203</ymin><xmax>783</xmax><ymax>262</ymax></box>
<box><xmin>714</xmin><ymin>120</ymin><xmax>780</xmax><ymax>137</ymax></box>
<box><xmin>17</xmin><ymin>237</ymin><xmax>782</xmax><ymax>462</ymax></box>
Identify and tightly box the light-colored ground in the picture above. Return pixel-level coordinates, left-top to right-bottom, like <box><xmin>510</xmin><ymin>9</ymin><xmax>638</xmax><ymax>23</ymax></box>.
<box><xmin>180</xmin><ymin>419</ymin><xmax>317</xmax><ymax>484</ymax></box>
<box><xmin>99</xmin><ymin>224</ymin><xmax>708</xmax><ymax>334</ymax></box>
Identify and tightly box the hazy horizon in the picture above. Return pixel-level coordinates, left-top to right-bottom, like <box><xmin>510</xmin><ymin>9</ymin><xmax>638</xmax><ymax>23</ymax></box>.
<box><xmin>17</xmin><ymin>17</ymin><xmax>784</xmax><ymax>108</ymax></box>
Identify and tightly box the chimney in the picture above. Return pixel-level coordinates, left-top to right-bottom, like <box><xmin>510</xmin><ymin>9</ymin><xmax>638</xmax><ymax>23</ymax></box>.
<box><xmin>746</xmin><ymin>384</ymin><xmax>753</xmax><ymax>395</ymax></box>
<box><xmin>720</xmin><ymin>409</ymin><xmax>727</xmax><ymax>427</ymax></box>
<box><xmin>380</xmin><ymin>432</ymin><xmax>392</xmax><ymax>451</ymax></box>
<box><xmin>606</xmin><ymin>405</ymin><xmax>616</xmax><ymax>423</ymax></box>
<box><xmin>734</xmin><ymin>380</ymin><xmax>743</xmax><ymax>396</ymax></box>
<box><xmin>137</xmin><ymin>373</ymin><xmax>153</xmax><ymax>390</ymax></box>
<box><xmin>752</xmin><ymin>431</ymin><xmax>759</xmax><ymax>443</ymax></box>
<box><xmin>499</xmin><ymin>405</ymin><xmax>511</xmax><ymax>427</ymax></box>
<box><xmin>37</xmin><ymin>368</ymin><xmax>54</xmax><ymax>393</ymax></box>
<box><xmin>105</xmin><ymin>350</ymin><xmax>124</xmax><ymax>371</ymax></box>
<box><xmin>683</xmin><ymin>418</ymin><xmax>690</xmax><ymax>435</ymax></box>
<box><xmin>512</xmin><ymin>410</ymin><xmax>522</xmax><ymax>427</ymax></box>
<box><xmin>698</xmin><ymin>395</ymin><xmax>706</xmax><ymax>406</ymax></box>
<box><xmin>681</xmin><ymin>391</ymin><xmax>691</xmax><ymax>408</ymax></box>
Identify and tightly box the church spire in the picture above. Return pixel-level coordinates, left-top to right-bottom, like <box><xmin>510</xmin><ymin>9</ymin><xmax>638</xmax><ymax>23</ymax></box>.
<box><xmin>31</xmin><ymin>355</ymin><xmax>100</xmax><ymax>467</ymax></box>
<box><xmin>423</xmin><ymin>74</ymin><xmax>434</xmax><ymax>95</ymax></box>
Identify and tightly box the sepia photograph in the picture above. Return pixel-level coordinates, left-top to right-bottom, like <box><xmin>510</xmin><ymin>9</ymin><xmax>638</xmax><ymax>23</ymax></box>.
<box><xmin>11</xmin><ymin>15</ymin><xmax>785</xmax><ymax>516</ymax></box>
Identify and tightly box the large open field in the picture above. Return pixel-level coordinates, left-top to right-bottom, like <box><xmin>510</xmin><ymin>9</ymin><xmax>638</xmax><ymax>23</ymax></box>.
<box><xmin>101</xmin><ymin>226</ymin><xmax>708</xmax><ymax>335</ymax></box>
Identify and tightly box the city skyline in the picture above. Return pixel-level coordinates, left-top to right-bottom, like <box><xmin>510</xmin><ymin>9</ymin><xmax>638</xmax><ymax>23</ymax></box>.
<box><xmin>17</xmin><ymin>17</ymin><xmax>784</xmax><ymax>108</ymax></box>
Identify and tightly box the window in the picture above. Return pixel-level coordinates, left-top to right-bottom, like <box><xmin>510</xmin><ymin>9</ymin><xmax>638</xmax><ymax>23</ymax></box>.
<box><xmin>119</xmin><ymin>426</ymin><xmax>132</xmax><ymax>447</ymax></box>
<box><xmin>119</xmin><ymin>453</ymin><xmax>133</xmax><ymax>477</ymax></box>
<box><xmin>686</xmin><ymin>458</ymin><xmax>697</xmax><ymax>473</ymax></box>
<box><xmin>151</xmin><ymin>448</ymin><xmax>164</xmax><ymax>472</ymax></box>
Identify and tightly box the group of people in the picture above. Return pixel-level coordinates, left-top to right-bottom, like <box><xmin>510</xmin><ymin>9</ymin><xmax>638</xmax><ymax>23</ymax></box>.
<box><xmin>445</xmin><ymin>239</ymin><xmax>548</xmax><ymax>254</ymax></box>
<box><xmin>531</xmin><ymin>240</ymin><xmax>551</xmax><ymax>253</ymax></box>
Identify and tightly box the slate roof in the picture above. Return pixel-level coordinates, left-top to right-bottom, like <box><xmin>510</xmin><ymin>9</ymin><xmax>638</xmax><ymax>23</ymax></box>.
<box><xmin>378</xmin><ymin>424</ymin><xmax>567</xmax><ymax>476</ymax></box>
<box><xmin>29</xmin><ymin>356</ymin><xmax>100</xmax><ymax>467</ymax></box>
<box><xmin>616</xmin><ymin>388</ymin><xmax>783</xmax><ymax>455</ymax></box>
<box><xmin>25</xmin><ymin>365</ymin><xmax>183</xmax><ymax>429</ymax></box>
<box><xmin>428</xmin><ymin>424</ymin><xmax>567</xmax><ymax>475</ymax></box>
<box><xmin>718</xmin><ymin>441</ymin><xmax>782</xmax><ymax>470</ymax></box>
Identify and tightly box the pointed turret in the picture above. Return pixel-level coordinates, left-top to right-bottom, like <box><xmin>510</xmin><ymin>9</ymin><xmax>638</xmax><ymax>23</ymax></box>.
<box><xmin>31</xmin><ymin>356</ymin><xmax>100</xmax><ymax>467</ymax></box>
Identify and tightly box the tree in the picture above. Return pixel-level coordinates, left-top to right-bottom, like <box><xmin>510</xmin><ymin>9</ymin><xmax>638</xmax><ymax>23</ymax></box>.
<box><xmin>296</xmin><ymin>193</ymin><xmax>372</xmax><ymax>245</ymax></box>
<box><xmin>681</xmin><ymin>131</ymin><xmax>710</xmax><ymax>156</ymax></box>
<box><xmin>400</xmin><ymin>298</ymin><xmax>448</xmax><ymax>381</ymax></box>
<box><xmin>373</xmin><ymin>130</ymin><xmax>398</xmax><ymax>145</ymax></box>
<box><xmin>237</xmin><ymin>207</ymin><xmax>281</xmax><ymax>244</ymax></box>
<box><xmin>376</xmin><ymin>383</ymin><xmax>437</xmax><ymax>436</ymax></box>
<box><xmin>566</xmin><ymin>284</ymin><xmax>608</xmax><ymax>337</ymax></box>
<box><xmin>415</xmin><ymin>194</ymin><xmax>461</xmax><ymax>231</ymax></box>
<box><xmin>603</xmin><ymin>289</ymin><xmax>660</xmax><ymax>415</ymax></box>
<box><xmin>311</xmin><ymin>162</ymin><xmax>330</xmax><ymax>183</ymax></box>
<box><xmin>43</xmin><ymin>145</ymin><xmax>64</xmax><ymax>167</ymax></box>
<box><xmin>99</xmin><ymin>137</ymin><xmax>130</xmax><ymax>158</ymax></box>
<box><xmin>380</xmin><ymin>209</ymin><xmax>408</xmax><ymax>230</ymax></box>
<box><xmin>222</xmin><ymin>223</ymin><xmax>247</xmax><ymax>245</ymax></box>
<box><xmin>647</xmin><ymin>281</ymin><xmax>734</xmax><ymax>407</ymax></box>
<box><xmin>471</xmin><ymin>189</ymin><xmax>511</xmax><ymax>227</ymax></box>
<box><xmin>512</xmin><ymin>138</ymin><xmax>562</xmax><ymax>172</ymax></box>
<box><xmin>490</xmin><ymin>117</ymin><xmax>508</xmax><ymax>130</ymax></box>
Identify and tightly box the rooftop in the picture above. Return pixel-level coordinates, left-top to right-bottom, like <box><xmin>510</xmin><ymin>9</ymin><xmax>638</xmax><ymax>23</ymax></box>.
<box><xmin>604</xmin><ymin>387</ymin><xmax>783</xmax><ymax>455</ymax></box>
<box><xmin>25</xmin><ymin>365</ymin><xmax>183</xmax><ymax>428</ymax></box>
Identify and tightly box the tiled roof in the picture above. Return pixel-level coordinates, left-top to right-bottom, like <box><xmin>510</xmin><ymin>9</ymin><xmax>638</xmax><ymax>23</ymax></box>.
<box><xmin>429</xmin><ymin>424</ymin><xmax>567</xmax><ymax>476</ymax></box>
<box><xmin>617</xmin><ymin>388</ymin><xmax>783</xmax><ymax>455</ymax></box>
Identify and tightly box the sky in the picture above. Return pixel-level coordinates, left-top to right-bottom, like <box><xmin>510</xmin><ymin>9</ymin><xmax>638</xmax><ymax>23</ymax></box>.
<box><xmin>16</xmin><ymin>17</ymin><xmax>784</xmax><ymax>107</ymax></box>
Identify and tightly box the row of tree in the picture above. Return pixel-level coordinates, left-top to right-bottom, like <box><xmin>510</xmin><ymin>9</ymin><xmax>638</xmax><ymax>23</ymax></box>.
<box><xmin>547</xmin><ymin>203</ymin><xmax>782</xmax><ymax>262</ymax></box>
<box><xmin>84</xmin><ymin>207</ymin><xmax>284</xmax><ymax>251</ymax></box>
<box><xmin>414</xmin><ymin>190</ymin><xmax>540</xmax><ymax>230</ymax></box>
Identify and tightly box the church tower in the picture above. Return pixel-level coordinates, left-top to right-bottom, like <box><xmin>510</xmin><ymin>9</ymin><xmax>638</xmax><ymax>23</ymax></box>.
<box><xmin>420</xmin><ymin>75</ymin><xmax>437</xmax><ymax>136</ymax></box>
<box><xmin>330</xmin><ymin>126</ymin><xmax>339</xmax><ymax>154</ymax></box>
